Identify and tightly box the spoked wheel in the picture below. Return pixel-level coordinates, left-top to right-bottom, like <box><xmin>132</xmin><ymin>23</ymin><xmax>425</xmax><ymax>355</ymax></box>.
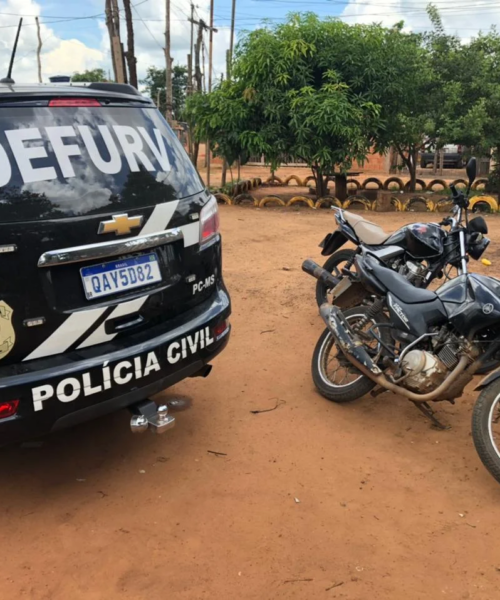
<box><xmin>472</xmin><ymin>381</ymin><xmax>500</xmax><ymax>484</ymax></box>
<box><xmin>315</xmin><ymin>249</ymin><xmax>356</xmax><ymax>307</ymax></box>
<box><xmin>311</xmin><ymin>306</ymin><xmax>389</xmax><ymax>403</ymax></box>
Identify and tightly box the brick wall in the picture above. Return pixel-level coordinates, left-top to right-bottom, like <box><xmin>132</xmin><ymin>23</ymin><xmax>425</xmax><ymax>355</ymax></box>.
<box><xmin>352</xmin><ymin>149</ymin><xmax>391</xmax><ymax>173</ymax></box>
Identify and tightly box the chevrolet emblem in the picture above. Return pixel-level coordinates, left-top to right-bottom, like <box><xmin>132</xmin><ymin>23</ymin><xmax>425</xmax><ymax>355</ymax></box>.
<box><xmin>98</xmin><ymin>213</ymin><xmax>143</xmax><ymax>236</ymax></box>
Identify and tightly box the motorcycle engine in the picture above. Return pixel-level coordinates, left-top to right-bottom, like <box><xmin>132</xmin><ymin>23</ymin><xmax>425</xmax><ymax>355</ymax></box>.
<box><xmin>400</xmin><ymin>350</ymin><xmax>448</xmax><ymax>393</ymax></box>
<box><xmin>404</xmin><ymin>260</ymin><xmax>427</xmax><ymax>285</ymax></box>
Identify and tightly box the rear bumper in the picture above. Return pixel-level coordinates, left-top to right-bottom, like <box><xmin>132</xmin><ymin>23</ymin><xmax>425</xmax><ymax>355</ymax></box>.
<box><xmin>0</xmin><ymin>288</ymin><xmax>230</xmax><ymax>446</ymax></box>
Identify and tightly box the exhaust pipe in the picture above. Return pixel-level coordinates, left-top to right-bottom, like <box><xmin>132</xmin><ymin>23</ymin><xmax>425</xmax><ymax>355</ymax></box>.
<box><xmin>129</xmin><ymin>400</ymin><xmax>176</xmax><ymax>434</ymax></box>
<box><xmin>320</xmin><ymin>303</ymin><xmax>470</xmax><ymax>403</ymax></box>
<box><xmin>302</xmin><ymin>259</ymin><xmax>340</xmax><ymax>289</ymax></box>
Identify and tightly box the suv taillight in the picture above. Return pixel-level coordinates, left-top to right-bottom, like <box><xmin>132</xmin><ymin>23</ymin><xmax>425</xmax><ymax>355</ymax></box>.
<box><xmin>199</xmin><ymin>196</ymin><xmax>220</xmax><ymax>244</ymax></box>
<box><xmin>0</xmin><ymin>400</ymin><xmax>19</xmax><ymax>419</ymax></box>
<box><xmin>49</xmin><ymin>98</ymin><xmax>101</xmax><ymax>107</ymax></box>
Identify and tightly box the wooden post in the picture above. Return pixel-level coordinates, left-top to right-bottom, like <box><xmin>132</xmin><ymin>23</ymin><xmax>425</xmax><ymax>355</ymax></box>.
<box><xmin>187</xmin><ymin>54</ymin><xmax>193</xmax><ymax>96</ymax></box>
<box><xmin>106</xmin><ymin>0</ymin><xmax>126</xmax><ymax>83</ymax></box>
<box><xmin>229</xmin><ymin>0</ymin><xmax>236</xmax><ymax>79</ymax></box>
<box><xmin>206</xmin><ymin>0</ymin><xmax>214</xmax><ymax>187</ymax></box>
<box><xmin>35</xmin><ymin>16</ymin><xmax>42</xmax><ymax>83</ymax></box>
<box><xmin>123</xmin><ymin>0</ymin><xmax>138</xmax><ymax>88</ymax></box>
<box><xmin>165</xmin><ymin>0</ymin><xmax>173</xmax><ymax>122</ymax></box>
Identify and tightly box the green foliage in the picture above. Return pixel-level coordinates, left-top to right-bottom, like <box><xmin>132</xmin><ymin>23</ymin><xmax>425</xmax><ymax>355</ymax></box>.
<box><xmin>141</xmin><ymin>65</ymin><xmax>188</xmax><ymax>119</ymax></box>
<box><xmin>183</xmin><ymin>9</ymin><xmax>500</xmax><ymax>194</ymax></box>
<box><xmin>71</xmin><ymin>68</ymin><xmax>108</xmax><ymax>82</ymax></box>
<box><xmin>186</xmin><ymin>13</ymin><xmax>429</xmax><ymax>194</ymax></box>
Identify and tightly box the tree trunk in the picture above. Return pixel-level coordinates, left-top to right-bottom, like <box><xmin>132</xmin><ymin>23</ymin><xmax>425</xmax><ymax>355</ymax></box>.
<box><xmin>408</xmin><ymin>147</ymin><xmax>417</xmax><ymax>193</ymax></box>
<box><xmin>192</xmin><ymin>141</ymin><xmax>200</xmax><ymax>169</ymax></box>
<box><xmin>221</xmin><ymin>159</ymin><xmax>227</xmax><ymax>187</ymax></box>
<box><xmin>495</xmin><ymin>145</ymin><xmax>500</xmax><ymax>198</ymax></box>
<box><xmin>313</xmin><ymin>166</ymin><xmax>327</xmax><ymax>198</ymax></box>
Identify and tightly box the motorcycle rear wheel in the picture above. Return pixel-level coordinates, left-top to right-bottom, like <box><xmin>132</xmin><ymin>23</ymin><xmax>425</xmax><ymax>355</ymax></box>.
<box><xmin>472</xmin><ymin>380</ymin><xmax>500</xmax><ymax>485</ymax></box>
<box><xmin>311</xmin><ymin>306</ymin><xmax>389</xmax><ymax>403</ymax></box>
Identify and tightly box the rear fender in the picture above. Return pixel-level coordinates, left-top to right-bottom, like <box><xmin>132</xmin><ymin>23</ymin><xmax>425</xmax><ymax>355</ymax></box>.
<box><xmin>475</xmin><ymin>365</ymin><xmax>500</xmax><ymax>391</ymax></box>
<box><xmin>332</xmin><ymin>279</ymin><xmax>368</xmax><ymax>309</ymax></box>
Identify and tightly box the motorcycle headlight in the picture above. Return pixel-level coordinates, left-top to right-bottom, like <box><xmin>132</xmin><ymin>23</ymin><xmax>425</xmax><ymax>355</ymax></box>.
<box><xmin>468</xmin><ymin>232</ymin><xmax>490</xmax><ymax>260</ymax></box>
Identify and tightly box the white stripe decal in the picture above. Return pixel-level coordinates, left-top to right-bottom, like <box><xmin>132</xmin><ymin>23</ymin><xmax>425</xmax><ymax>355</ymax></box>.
<box><xmin>139</xmin><ymin>200</ymin><xmax>179</xmax><ymax>236</ymax></box>
<box><xmin>24</xmin><ymin>200</ymin><xmax>182</xmax><ymax>362</ymax></box>
<box><xmin>24</xmin><ymin>307</ymin><xmax>108</xmax><ymax>361</ymax></box>
<box><xmin>77</xmin><ymin>296</ymin><xmax>149</xmax><ymax>349</ymax></box>
<box><xmin>180</xmin><ymin>222</ymin><xmax>200</xmax><ymax>247</ymax></box>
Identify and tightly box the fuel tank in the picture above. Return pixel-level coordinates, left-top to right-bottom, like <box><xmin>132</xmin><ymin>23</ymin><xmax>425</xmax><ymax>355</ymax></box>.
<box><xmin>385</xmin><ymin>223</ymin><xmax>445</xmax><ymax>259</ymax></box>
<box><xmin>437</xmin><ymin>274</ymin><xmax>500</xmax><ymax>338</ymax></box>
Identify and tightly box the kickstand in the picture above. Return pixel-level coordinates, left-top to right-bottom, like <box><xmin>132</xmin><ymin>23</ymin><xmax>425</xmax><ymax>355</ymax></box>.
<box><xmin>411</xmin><ymin>401</ymin><xmax>449</xmax><ymax>430</ymax></box>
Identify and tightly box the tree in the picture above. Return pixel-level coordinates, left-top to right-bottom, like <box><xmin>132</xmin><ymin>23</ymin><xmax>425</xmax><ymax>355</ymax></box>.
<box><xmin>141</xmin><ymin>65</ymin><xmax>188</xmax><ymax>120</ymax></box>
<box><xmin>373</xmin><ymin>25</ymin><xmax>437</xmax><ymax>191</ymax></box>
<box><xmin>71</xmin><ymin>68</ymin><xmax>108</xmax><ymax>82</ymax></box>
<box><xmin>186</xmin><ymin>14</ymin><xmax>427</xmax><ymax>196</ymax></box>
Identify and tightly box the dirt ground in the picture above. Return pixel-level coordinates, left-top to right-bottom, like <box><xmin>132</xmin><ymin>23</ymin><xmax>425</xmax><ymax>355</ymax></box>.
<box><xmin>3</xmin><ymin>208</ymin><xmax>500</xmax><ymax>600</ymax></box>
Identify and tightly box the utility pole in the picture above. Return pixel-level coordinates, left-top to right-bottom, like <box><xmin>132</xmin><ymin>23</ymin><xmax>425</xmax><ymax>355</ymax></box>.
<box><xmin>105</xmin><ymin>0</ymin><xmax>126</xmax><ymax>83</ymax></box>
<box><xmin>208</xmin><ymin>0</ymin><xmax>214</xmax><ymax>92</ymax></box>
<box><xmin>123</xmin><ymin>0</ymin><xmax>138</xmax><ymax>88</ymax></box>
<box><xmin>165</xmin><ymin>0</ymin><xmax>173</xmax><ymax>123</ymax></box>
<box><xmin>228</xmin><ymin>0</ymin><xmax>236</xmax><ymax>79</ymax></box>
<box><xmin>35</xmin><ymin>16</ymin><xmax>42</xmax><ymax>83</ymax></box>
<box><xmin>190</xmin><ymin>17</ymin><xmax>218</xmax><ymax>171</ymax></box>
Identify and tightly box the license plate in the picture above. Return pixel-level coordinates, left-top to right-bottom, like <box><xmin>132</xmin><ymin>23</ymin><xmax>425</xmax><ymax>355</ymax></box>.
<box><xmin>81</xmin><ymin>253</ymin><xmax>162</xmax><ymax>300</ymax></box>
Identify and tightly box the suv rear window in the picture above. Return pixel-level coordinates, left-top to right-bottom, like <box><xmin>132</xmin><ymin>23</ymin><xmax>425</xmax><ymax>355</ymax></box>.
<box><xmin>0</xmin><ymin>105</ymin><xmax>204</xmax><ymax>222</ymax></box>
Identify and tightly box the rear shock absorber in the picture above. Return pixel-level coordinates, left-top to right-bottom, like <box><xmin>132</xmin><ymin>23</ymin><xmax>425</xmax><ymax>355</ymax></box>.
<box><xmin>352</xmin><ymin>297</ymin><xmax>385</xmax><ymax>332</ymax></box>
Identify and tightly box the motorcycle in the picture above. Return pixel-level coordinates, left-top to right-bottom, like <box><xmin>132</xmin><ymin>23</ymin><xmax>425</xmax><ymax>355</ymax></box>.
<box><xmin>308</xmin><ymin>161</ymin><xmax>500</xmax><ymax>485</ymax></box>
<box><xmin>307</xmin><ymin>159</ymin><xmax>490</xmax><ymax>308</ymax></box>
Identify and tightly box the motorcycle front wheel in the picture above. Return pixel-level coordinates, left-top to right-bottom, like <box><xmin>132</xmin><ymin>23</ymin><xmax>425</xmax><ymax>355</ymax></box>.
<box><xmin>315</xmin><ymin>249</ymin><xmax>356</xmax><ymax>307</ymax></box>
<box><xmin>311</xmin><ymin>306</ymin><xmax>389</xmax><ymax>403</ymax></box>
<box><xmin>472</xmin><ymin>380</ymin><xmax>500</xmax><ymax>485</ymax></box>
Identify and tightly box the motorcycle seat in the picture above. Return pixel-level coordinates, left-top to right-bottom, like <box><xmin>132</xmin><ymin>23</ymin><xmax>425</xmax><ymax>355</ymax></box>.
<box><xmin>343</xmin><ymin>211</ymin><xmax>390</xmax><ymax>245</ymax></box>
<box><xmin>366</xmin><ymin>256</ymin><xmax>437</xmax><ymax>304</ymax></box>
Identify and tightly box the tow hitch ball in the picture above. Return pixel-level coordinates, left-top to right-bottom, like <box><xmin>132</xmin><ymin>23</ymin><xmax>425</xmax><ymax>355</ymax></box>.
<box><xmin>129</xmin><ymin>400</ymin><xmax>175</xmax><ymax>434</ymax></box>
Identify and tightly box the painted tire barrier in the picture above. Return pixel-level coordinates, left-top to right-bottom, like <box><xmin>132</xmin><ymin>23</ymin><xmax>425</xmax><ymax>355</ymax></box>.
<box><xmin>259</xmin><ymin>195</ymin><xmax>286</xmax><ymax>207</ymax></box>
<box><xmin>284</xmin><ymin>174</ymin><xmax>304</xmax><ymax>187</ymax></box>
<box><xmin>347</xmin><ymin>178</ymin><xmax>362</xmax><ymax>191</ymax></box>
<box><xmin>343</xmin><ymin>197</ymin><xmax>370</xmax><ymax>210</ymax></box>
<box><xmin>404</xmin><ymin>178</ymin><xmax>426</xmax><ymax>192</ymax></box>
<box><xmin>472</xmin><ymin>178</ymin><xmax>488</xmax><ymax>190</ymax></box>
<box><xmin>315</xmin><ymin>196</ymin><xmax>342</xmax><ymax>209</ymax></box>
<box><xmin>450</xmin><ymin>178</ymin><xmax>467</xmax><ymax>189</ymax></box>
<box><xmin>391</xmin><ymin>197</ymin><xmax>405</xmax><ymax>211</ymax></box>
<box><xmin>426</xmin><ymin>179</ymin><xmax>448</xmax><ymax>192</ymax></box>
<box><xmin>265</xmin><ymin>175</ymin><xmax>284</xmax><ymax>185</ymax></box>
<box><xmin>214</xmin><ymin>193</ymin><xmax>233</xmax><ymax>205</ymax></box>
<box><xmin>361</xmin><ymin>177</ymin><xmax>383</xmax><ymax>190</ymax></box>
<box><xmin>287</xmin><ymin>196</ymin><xmax>315</xmax><ymax>208</ymax></box>
<box><xmin>233</xmin><ymin>193</ymin><xmax>259</xmax><ymax>206</ymax></box>
<box><xmin>383</xmin><ymin>177</ymin><xmax>405</xmax><ymax>191</ymax></box>
<box><xmin>405</xmin><ymin>196</ymin><xmax>435</xmax><ymax>212</ymax></box>
<box><xmin>435</xmin><ymin>199</ymin><xmax>453</xmax><ymax>212</ymax></box>
<box><xmin>470</xmin><ymin>195</ymin><xmax>498</xmax><ymax>212</ymax></box>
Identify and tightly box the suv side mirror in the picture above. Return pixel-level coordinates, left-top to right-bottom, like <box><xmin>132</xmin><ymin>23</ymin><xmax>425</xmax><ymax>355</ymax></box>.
<box><xmin>466</xmin><ymin>157</ymin><xmax>477</xmax><ymax>188</ymax></box>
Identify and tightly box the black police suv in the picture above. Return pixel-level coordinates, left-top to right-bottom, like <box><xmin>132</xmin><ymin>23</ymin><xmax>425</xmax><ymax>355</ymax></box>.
<box><xmin>0</xmin><ymin>82</ymin><xmax>231</xmax><ymax>444</ymax></box>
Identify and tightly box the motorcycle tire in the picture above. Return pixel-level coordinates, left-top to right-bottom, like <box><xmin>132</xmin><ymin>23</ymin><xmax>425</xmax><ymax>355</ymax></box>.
<box><xmin>315</xmin><ymin>249</ymin><xmax>356</xmax><ymax>308</ymax></box>
<box><xmin>311</xmin><ymin>306</ymin><xmax>389</xmax><ymax>403</ymax></box>
<box><xmin>472</xmin><ymin>380</ymin><xmax>500</xmax><ymax>485</ymax></box>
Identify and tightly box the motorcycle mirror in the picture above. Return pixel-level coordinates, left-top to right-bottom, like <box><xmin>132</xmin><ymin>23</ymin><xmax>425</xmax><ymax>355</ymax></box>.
<box><xmin>466</xmin><ymin>157</ymin><xmax>477</xmax><ymax>188</ymax></box>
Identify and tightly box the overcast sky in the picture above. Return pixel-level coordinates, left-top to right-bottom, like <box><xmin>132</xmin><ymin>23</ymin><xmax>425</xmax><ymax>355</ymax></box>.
<box><xmin>0</xmin><ymin>0</ymin><xmax>497</xmax><ymax>87</ymax></box>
